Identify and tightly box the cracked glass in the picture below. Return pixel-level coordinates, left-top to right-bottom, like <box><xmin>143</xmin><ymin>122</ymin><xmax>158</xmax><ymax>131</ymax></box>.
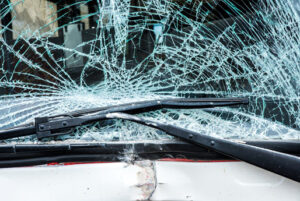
<box><xmin>0</xmin><ymin>0</ymin><xmax>299</xmax><ymax>143</ymax></box>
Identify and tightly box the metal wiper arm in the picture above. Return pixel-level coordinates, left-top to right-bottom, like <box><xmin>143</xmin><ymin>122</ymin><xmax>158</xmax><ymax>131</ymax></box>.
<box><xmin>54</xmin><ymin>97</ymin><xmax>248</xmax><ymax>117</ymax></box>
<box><xmin>0</xmin><ymin>97</ymin><xmax>247</xmax><ymax>140</ymax></box>
<box><xmin>0</xmin><ymin>97</ymin><xmax>299</xmax><ymax>182</ymax></box>
<box><xmin>8</xmin><ymin>109</ymin><xmax>299</xmax><ymax>182</ymax></box>
<box><xmin>106</xmin><ymin>112</ymin><xmax>300</xmax><ymax>183</ymax></box>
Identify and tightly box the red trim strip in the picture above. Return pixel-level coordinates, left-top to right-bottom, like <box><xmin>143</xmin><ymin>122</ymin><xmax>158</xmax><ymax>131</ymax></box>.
<box><xmin>159</xmin><ymin>158</ymin><xmax>237</xmax><ymax>163</ymax></box>
<box><xmin>47</xmin><ymin>161</ymin><xmax>113</xmax><ymax>166</ymax></box>
<box><xmin>46</xmin><ymin>158</ymin><xmax>237</xmax><ymax>166</ymax></box>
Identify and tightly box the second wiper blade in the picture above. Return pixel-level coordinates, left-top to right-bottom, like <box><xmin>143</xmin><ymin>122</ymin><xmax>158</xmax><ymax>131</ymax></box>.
<box><xmin>0</xmin><ymin>97</ymin><xmax>247</xmax><ymax>140</ymax></box>
<box><xmin>55</xmin><ymin>97</ymin><xmax>248</xmax><ymax>117</ymax></box>
<box><xmin>105</xmin><ymin>112</ymin><xmax>300</xmax><ymax>183</ymax></box>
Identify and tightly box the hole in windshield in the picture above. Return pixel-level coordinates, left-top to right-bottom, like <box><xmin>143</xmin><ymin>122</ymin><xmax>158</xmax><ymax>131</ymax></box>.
<box><xmin>0</xmin><ymin>0</ymin><xmax>299</xmax><ymax>143</ymax></box>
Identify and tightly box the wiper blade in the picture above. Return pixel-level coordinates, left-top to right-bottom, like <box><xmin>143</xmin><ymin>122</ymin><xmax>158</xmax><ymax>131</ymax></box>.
<box><xmin>0</xmin><ymin>97</ymin><xmax>247</xmax><ymax>140</ymax></box>
<box><xmin>105</xmin><ymin>112</ymin><xmax>300</xmax><ymax>183</ymax></box>
<box><xmin>0</xmin><ymin>97</ymin><xmax>299</xmax><ymax>182</ymax></box>
<box><xmin>54</xmin><ymin>97</ymin><xmax>248</xmax><ymax>117</ymax></box>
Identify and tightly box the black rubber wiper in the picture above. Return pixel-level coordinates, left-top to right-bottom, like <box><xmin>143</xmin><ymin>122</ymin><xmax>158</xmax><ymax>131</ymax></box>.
<box><xmin>0</xmin><ymin>97</ymin><xmax>247</xmax><ymax>140</ymax></box>
<box><xmin>104</xmin><ymin>113</ymin><xmax>300</xmax><ymax>183</ymax></box>
<box><xmin>0</xmin><ymin>97</ymin><xmax>299</xmax><ymax>182</ymax></box>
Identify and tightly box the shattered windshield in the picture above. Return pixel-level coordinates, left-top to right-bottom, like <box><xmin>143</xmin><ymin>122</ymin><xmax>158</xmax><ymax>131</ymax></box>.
<box><xmin>0</xmin><ymin>0</ymin><xmax>299</xmax><ymax>143</ymax></box>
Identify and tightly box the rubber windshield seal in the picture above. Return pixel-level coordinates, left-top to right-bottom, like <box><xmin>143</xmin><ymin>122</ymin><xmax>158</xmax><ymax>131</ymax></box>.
<box><xmin>0</xmin><ymin>140</ymin><xmax>299</xmax><ymax>168</ymax></box>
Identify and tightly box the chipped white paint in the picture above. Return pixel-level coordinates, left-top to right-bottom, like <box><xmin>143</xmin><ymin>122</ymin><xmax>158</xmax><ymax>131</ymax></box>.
<box><xmin>135</xmin><ymin>160</ymin><xmax>157</xmax><ymax>200</ymax></box>
<box><xmin>106</xmin><ymin>112</ymin><xmax>142</xmax><ymax>122</ymax></box>
<box><xmin>146</xmin><ymin>122</ymin><xmax>158</xmax><ymax>127</ymax></box>
<box><xmin>0</xmin><ymin>161</ymin><xmax>299</xmax><ymax>201</ymax></box>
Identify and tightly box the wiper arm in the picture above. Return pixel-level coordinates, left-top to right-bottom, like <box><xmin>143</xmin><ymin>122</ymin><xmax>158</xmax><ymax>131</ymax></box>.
<box><xmin>55</xmin><ymin>97</ymin><xmax>248</xmax><ymax>117</ymax></box>
<box><xmin>0</xmin><ymin>97</ymin><xmax>299</xmax><ymax>182</ymax></box>
<box><xmin>0</xmin><ymin>97</ymin><xmax>247</xmax><ymax>140</ymax></box>
<box><xmin>105</xmin><ymin>112</ymin><xmax>300</xmax><ymax>183</ymax></box>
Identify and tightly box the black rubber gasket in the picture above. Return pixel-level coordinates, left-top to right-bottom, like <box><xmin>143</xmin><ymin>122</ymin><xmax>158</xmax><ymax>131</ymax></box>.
<box><xmin>0</xmin><ymin>140</ymin><xmax>299</xmax><ymax>168</ymax></box>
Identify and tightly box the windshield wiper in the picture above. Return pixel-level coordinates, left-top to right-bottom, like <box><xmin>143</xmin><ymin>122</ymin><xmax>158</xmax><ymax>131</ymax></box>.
<box><xmin>0</xmin><ymin>97</ymin><xmax>247</xmax><ymax>140</ymax></box>
<box><xmin>104</xmin><ymin>112</ymin><xmax>300</xmax><ymax>183</ymax></box>
<box><xmin>1</xmin><ymin>97</ymin><xmax>300</xmax><ymax>182</ymax></box>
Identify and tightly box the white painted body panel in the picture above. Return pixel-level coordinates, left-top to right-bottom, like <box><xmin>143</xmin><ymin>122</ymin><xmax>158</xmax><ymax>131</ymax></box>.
<box><xmin>0</xmin><ymin>161</ymin><xmax>299</xmax><ymax>201</ymax></box>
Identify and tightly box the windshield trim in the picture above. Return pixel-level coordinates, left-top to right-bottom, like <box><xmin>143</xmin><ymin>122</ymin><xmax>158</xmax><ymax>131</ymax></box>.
<box><xmin>0</xmin><ymin>139</ymin><xmax>299</xmax><ymax>168</ymax></box>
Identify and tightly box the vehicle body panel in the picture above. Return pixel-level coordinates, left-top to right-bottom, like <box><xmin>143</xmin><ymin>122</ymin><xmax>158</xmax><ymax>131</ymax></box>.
<box><xmin>0</xmin><ymin>160</ymin><xmax>299</xmax><ymax>201</ymax></box>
